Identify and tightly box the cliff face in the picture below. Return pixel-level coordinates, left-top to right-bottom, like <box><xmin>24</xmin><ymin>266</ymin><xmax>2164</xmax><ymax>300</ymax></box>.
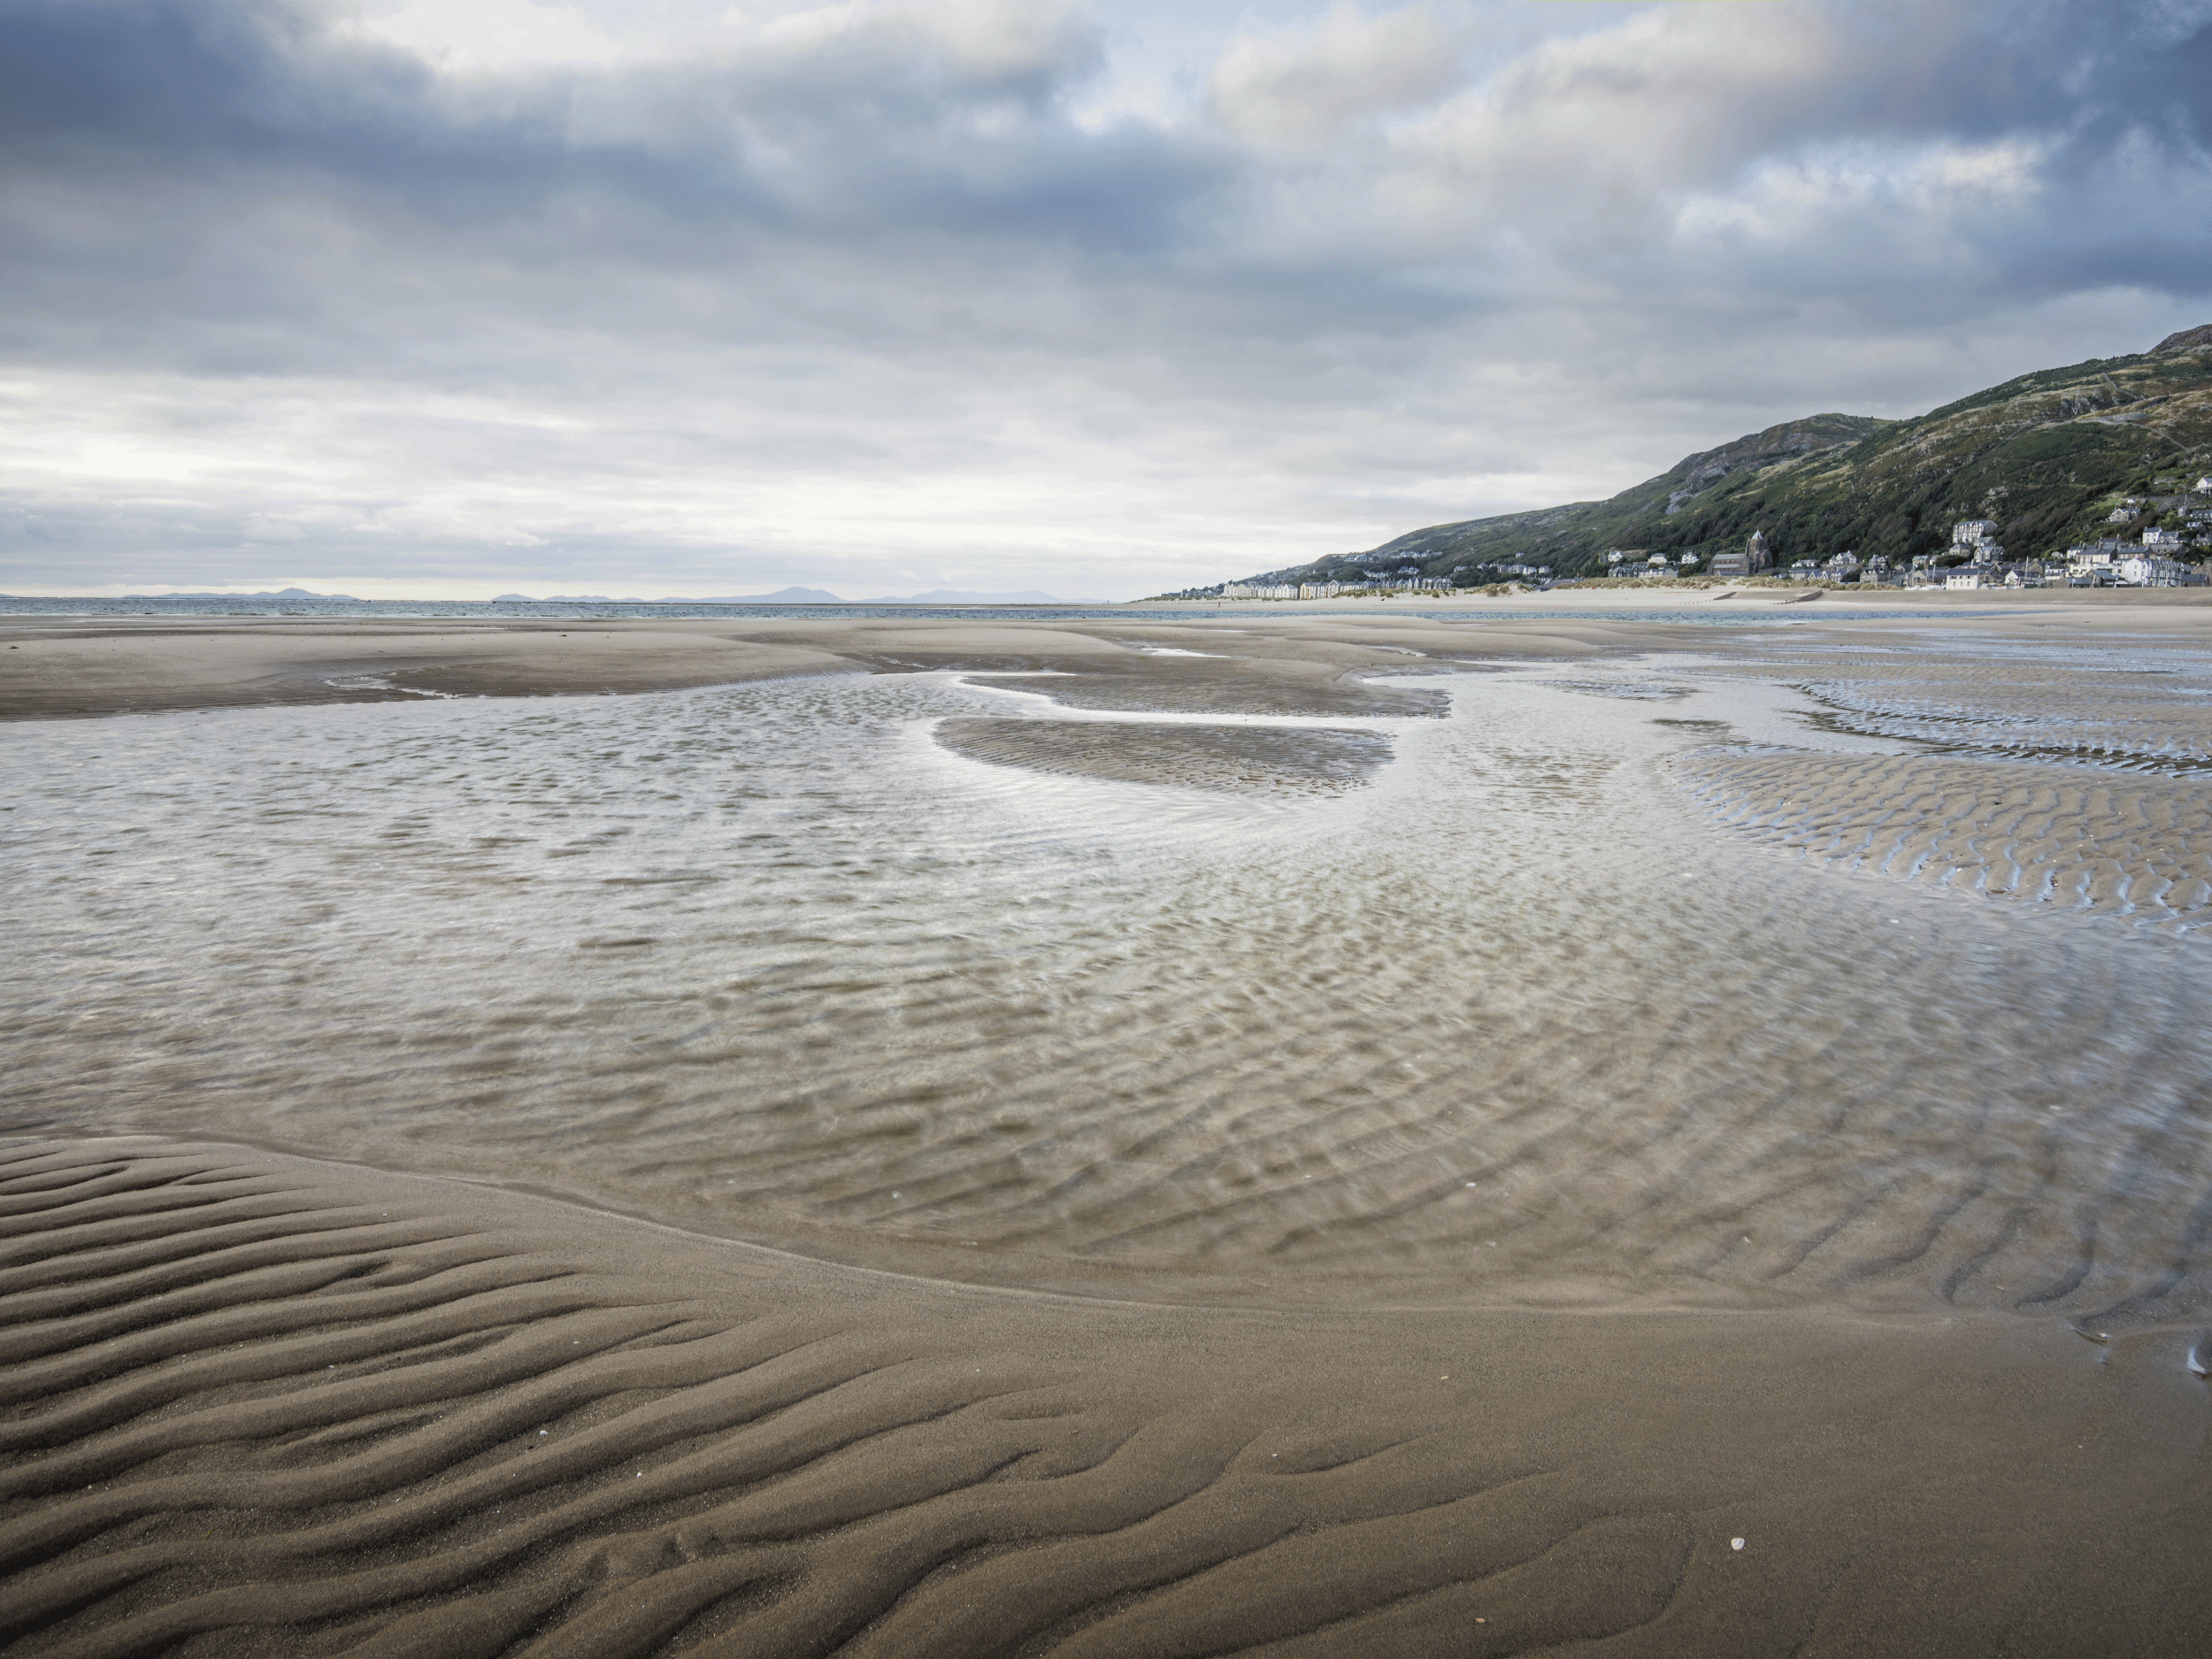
<box><xmin>1223</xmin><ymin>332</ymin><xmax>2212</xmax><ymax>589</ymax></box>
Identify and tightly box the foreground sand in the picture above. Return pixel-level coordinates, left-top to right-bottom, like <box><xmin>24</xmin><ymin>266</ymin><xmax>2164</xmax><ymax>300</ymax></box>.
<box><xmin>8</xmin><ymin>1135</ymin><xmax>2212</xmax><ymax>1659</ymax></box>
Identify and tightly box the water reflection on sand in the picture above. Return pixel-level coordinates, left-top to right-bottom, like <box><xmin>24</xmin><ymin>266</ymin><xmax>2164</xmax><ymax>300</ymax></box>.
<box><xmin>6</xmin><ymin>642</ymin><xmax>2212</xmax><ymax>1332</ymax></box>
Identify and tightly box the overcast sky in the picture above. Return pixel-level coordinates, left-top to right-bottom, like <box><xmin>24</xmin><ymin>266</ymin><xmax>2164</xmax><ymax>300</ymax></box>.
<box><xmin>3</xmin><ymin>0</ymin><xmax>2208</xmax><ymax>600</ymax></box>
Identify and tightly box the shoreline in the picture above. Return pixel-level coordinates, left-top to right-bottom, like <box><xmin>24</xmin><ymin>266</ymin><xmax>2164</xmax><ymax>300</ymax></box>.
<box><xmin>8</xmin><ymin>595</ymin><xmax>2212</xmax><ymax>723</ymax></box>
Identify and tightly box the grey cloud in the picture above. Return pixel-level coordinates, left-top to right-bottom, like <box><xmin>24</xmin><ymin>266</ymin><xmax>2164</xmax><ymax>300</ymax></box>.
<box><xmin>2</xmin><ymin>0</ymin><xmax>2209</xmax><ymax>598</ymax></box>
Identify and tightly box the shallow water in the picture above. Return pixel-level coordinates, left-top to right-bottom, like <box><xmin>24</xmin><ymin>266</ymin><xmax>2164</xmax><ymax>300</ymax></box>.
<box><xmin>7</xmin><ymin>654</ymin><xmax>2212</xmax><ymax>1325</ymax></box>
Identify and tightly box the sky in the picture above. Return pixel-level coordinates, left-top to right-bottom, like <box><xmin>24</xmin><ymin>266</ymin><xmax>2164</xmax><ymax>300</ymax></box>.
<box><xmin>2</xmin><ymin>0</ymin><xmax>2209</xmax><ymax>601</ymax></box>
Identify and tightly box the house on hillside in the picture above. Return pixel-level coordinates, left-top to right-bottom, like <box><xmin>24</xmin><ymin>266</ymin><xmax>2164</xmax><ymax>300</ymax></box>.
<box><xmin>1952</xmin><ymin>521</ymin><xmax>2004</xmax><ymax>561</ymax></box>
<box><xmin>2120</xmin><ymin>555</ymin><xmax>2208</xmax><ymax>588</ymax></box>
<box><xmin>2066</xmin><ymin>540</ymin><xmax>2134</xmax><ymax>576</ymax></box>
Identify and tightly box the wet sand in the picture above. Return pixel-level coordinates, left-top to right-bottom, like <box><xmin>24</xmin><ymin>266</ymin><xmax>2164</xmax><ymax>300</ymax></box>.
<box><xmin>0</xmin><ymin>612</ymin><xmax>1609</xmax><ymax>723</ymax></box>
<box><xmin>9</xmin><ymin>600</ymin><xmax>2212</xmax><ymax>1654</ymax></box>
<box><xmin>933</xmin><ymin>718</ymin><xmax>1394</xmax><ymax>795</ymax></box>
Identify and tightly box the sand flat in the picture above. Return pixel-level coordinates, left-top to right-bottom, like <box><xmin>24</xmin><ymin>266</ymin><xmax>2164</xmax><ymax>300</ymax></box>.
<box><xmin>13</xmin><ymin>602</ymin><xmax>2212</xmax><ymax>1653</ymax></box>
<box><xmin>8</xmin><ymin>1135</ymin><xmax>2212</xmax><ymax>1659</ymax></box>
<box><xmin>0</xmin><ymin>610</ymin><xmax>1673</xmax><ymax>724</ymax></box>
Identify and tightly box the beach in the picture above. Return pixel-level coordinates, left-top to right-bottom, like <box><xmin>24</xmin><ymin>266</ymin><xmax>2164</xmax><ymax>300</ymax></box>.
<box><xmin>8</xmin><ymin>597</ymin><xmax>2212</xmax><ymax>1655</ymax></box>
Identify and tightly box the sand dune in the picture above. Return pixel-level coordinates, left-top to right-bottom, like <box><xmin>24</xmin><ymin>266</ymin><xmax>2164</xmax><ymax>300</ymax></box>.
<box><xmin>9</xmin><ymin>1135</ymin><xmax>2212</xmax><ymax>1658</ymax></box>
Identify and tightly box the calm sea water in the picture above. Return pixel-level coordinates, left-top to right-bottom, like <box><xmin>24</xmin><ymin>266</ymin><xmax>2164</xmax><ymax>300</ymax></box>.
<box><xmin>6</xmin><ymin>651</ymin><xmax>2208</xmax><ymax>1324</ymax></box>
<box><xmin>0</xmin><ymin>595</ymin><xmax>1950</xmax><ymax>624</ymax></box>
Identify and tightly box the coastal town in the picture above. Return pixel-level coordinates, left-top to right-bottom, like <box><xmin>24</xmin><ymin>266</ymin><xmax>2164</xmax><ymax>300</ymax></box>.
<box><xmin>1210</xmin><ymin>473</ymin><xmax>2212</xmax><ymax>598</ymax></box>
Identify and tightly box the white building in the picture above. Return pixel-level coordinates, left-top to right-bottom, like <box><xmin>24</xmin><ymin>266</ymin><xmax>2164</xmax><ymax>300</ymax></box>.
<box><xmin>1951</xmin><ymin>521</ymin><xmax>2003</xmax><ymax>562</ymax></box>
<box><xmin>2119</xmin><ymin>556</ymin><xmax>2208</xmax><ymax>588</ymax></box>
<box><xmin>2142</xmin><ymin>527</ymin><xmax>2186</xmax><ymax>549</ymax></box>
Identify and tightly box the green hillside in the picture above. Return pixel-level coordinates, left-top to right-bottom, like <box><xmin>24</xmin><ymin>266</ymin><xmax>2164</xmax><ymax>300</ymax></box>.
<box><xmin>1205</xmin><ymin>327</ymin><xmax>2212</xmax><ymax>592</ymax></box>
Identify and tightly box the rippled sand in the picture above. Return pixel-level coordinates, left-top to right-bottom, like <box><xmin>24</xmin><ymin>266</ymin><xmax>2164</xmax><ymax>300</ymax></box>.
<box><xmin>11</xmin><ymin>1137</ymin><xmax>2212</xmax><ymax>1658</ymax></box>
<box><xmin>7</xmin><ymin>604</ymin><xmax>2212</xmax><ymax>1652</ymax></box>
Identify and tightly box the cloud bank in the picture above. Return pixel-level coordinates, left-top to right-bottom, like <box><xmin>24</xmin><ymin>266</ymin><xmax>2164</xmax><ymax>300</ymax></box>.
<box><xmin>2</xmin><ymin>0</ymin><xmax>2208</xmax><ymax>598</ymax></box>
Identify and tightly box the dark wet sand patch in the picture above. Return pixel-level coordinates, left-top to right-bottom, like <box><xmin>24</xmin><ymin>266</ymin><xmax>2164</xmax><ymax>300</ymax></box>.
<box><xmin>933</xmin><ymin>718</ymin><xmax>1394</xmax><ymax>795</ymax></box>
<box><xmin>7</xmin><ymin>1137</ymin><xmax>2212</xmax><ymax>1657</ymax></box>
<box><xmin>958</xmin><ymin>659</ymin><xmax>1448</xmax><ymax>720</ymax></box>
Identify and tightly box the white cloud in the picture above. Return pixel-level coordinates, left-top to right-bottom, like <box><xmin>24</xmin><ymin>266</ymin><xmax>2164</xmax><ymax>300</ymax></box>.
<box><xmin>342</xmin><ymin>0</ymin><xmax>624</xmax><ymax>71</ymax></box>
<box><xmin>1209</xmin><ymin>5</ymin><xmax>1463</xmax><ymax>150</ymax></box>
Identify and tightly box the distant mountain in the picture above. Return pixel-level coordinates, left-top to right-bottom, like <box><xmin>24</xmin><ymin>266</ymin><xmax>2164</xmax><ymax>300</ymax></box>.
<box><xmin>1204</xmin><ymin>327</ymin><xmax>2212</xmax><ymax>590</ymax></box>
<box><xmin>863</xmin><ymin>588</ymin><xmax>1071</xmax><ymax>605</ymax></box>
<box><xmin>125</xmin><ymin>586</ymin><xmax>357</xmax><ymax>600</ymax></box>
<box><xmin>680</xmin><ymin>588</ymin><xmax>843</xmax><ymax>604</ymax></box>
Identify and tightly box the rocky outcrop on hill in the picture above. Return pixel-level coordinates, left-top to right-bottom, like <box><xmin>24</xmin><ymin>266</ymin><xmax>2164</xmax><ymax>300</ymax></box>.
<box><xmin>1661</xmin><ymin>415</ymin><xmax>1890</xmax><ymax>513</ymax></box>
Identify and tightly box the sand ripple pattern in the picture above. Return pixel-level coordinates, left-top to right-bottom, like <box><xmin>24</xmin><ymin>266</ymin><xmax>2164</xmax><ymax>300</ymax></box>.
<box><xmin>1674</xmin><ymin>748</ymin><xmax>2212</xmax><ymax>920</ymax></box>
<box><xmin>0</xmin><ymin>1140</ymin><xmax>1764</xmax><ymax>1659</ymax></box>
<box><xmin>11</xmin><ymin>666</ymin><xmax>2212</xmax><ymax>1328</ymax></box>
<box><xmin>933</xmin><ymin>719</ymin><xmax>1392</xmax><ymax>795</ymax></box>
<box><xmin>1704</xmin><ymin>636</ymin><xmax>2212</xmax><ymax>773</ymax></box>
<box><xmin>17</xmin><ymin>1138</ymin><xmax>2212</xmax><ymax>1659</ymax></box>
